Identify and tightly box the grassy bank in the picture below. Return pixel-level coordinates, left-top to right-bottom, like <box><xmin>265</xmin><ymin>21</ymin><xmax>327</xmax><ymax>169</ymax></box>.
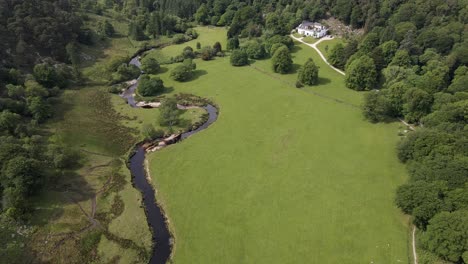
<box><xmin>28</xmin><ymin>12</ymin><xmax>206</xmax><ymax>263</ymax></box>
<box><xmin>146</xmin><ymin>28</ymin><xmax>410</xmax><ymax>263</ymax></box>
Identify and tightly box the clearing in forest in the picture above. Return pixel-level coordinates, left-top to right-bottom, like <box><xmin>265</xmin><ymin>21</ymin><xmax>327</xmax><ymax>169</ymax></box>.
<box><xmin>146</xmin><ymin>27</ymin><xmax>410</xmax><ymax>263</ymax></box>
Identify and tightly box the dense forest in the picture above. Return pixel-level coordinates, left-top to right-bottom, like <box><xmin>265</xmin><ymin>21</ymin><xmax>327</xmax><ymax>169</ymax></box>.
<box><xmin>0</xmin><ymin>0</ymin><xmax>467</xmax><ymax>263</ymax></box>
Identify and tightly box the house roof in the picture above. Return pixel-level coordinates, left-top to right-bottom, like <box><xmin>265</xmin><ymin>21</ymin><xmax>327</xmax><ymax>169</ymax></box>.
<box><xmin>298</xmin><ymin>21</ymin><xmax>326</xmax><ymax>29</ymax></box>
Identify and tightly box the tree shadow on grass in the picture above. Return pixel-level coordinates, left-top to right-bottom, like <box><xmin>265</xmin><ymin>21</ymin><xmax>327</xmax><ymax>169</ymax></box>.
<box><xmin>161</xmin><ymin>86</ymin><xmax>175</xmax><ymax>95</ymax></box>
<box><xmin>318</xmin><ymin>77</ymin><xmax>331</xmax><ymax>85</ymax></box>
<box><xmin>158</xmin><ymin>67</ymin><xmax>169</xmax><ymax>74</ymax></box>
<box><xmin>189</xmin><ymin>69</ymin><xmax>208</xmax><ymax>81</ymax></box>
<box><xmin>291</xmin><ymin>45</ymin><xmax>303</xmax><ymax>54</ymax></box>
<box><xmin>291</xmin><ymin>63</ymin><xmax>302</xmax><ymax>74</ymax></box>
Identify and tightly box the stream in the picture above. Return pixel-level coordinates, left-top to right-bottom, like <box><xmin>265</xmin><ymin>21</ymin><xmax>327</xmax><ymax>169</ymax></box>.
<box><xmin>123</xmin><ymin>54</ymin><xmax>218</xmax><ymax>264</ymax></box>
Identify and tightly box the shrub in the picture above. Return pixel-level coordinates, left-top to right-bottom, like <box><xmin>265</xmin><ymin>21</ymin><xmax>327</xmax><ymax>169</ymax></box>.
<box><xmin>246</xmin><ymin>42</ymin><xmax>266</xmax><ymax>59</ymax></box>
<box><xmin>269</xmin><ymin>43</ymin><xmax>287</xmax><ymax>57</ymax></box>
<box><xmin>182</xmin><ymin>46</ymin><xmax>195</xmax><ymax>59</ymax></box>
<box><xmin>112</xmin><ymin>64</ymin><xmax>140</xmax><ymax>83</ymax></box>
<box><xmin>172</xmin><ymin>34</ymin><xmax>186</xmax><ymax>44</ymax></box>
<box><xmin>137</xmin><ymin>75</ymin><xmax>165</xmax><ymax>96</ymax></box>
<box><xmin>185</xmin><ymin>28</ymin><xmax>198</xmax><ymax>39</ymax></box>
<box><xmin>171</xmin><ymin>65</ymin><xmax>193</xmax><ymax>82</ymax></box>
<box><xmin>298</xmin><ymin>58</ymin><xmax>319</xmax><ymax>86</ymax></box>
<box><xmin>142</xmin><ymin>123</ymin><xmax>164</xmax><ymax>140</ymax></box>
<box><xmin>213</xmin><ymin>42</ymin><xmax>222</xmax><ymax>54</ymax></box>
<box><xmin>140</xmin><ymin>57</ymin><xmax>160</xmax><ymax>74</ymax></box>
<box><xmin>33</xmin><ymin>62</ymin><xmax>66</xmax><ymax>88</ymax></box>
<box><xmin>230</xmin><ymin>49</ymin><xmax>249</xmax><ymax>66</ymax></box>
<box><xmin>200</xmin><ymin>46</ymin><xmax>215</xmax><ymax>61</ymax></box>
<box><xmin>271</xmin><ymin>46</ymin><xmax>292</xmax><ymax>74</ymax></box>
<box><xmin>227</xmin><ymin>37</ymin><xmax>239</xmax><ymax>50</ymax></box>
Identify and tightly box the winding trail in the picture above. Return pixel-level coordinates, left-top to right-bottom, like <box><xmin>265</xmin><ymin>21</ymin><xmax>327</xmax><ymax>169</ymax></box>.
<box><xmin>290</xmin><ymin>34</ymin><xmax>415</xmax><ymax>132</ymax></box>
<box><xmin>290</xmin><ymin>35</ymin><xmax>345</xmax><ymax>76</ymax></box>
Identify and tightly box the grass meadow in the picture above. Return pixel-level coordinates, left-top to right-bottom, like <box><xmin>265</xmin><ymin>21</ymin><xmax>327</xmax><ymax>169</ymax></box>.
<box><xmin>29</xmin><ymin>14</ymin><xmax>204</xmax><ymax>263</ymax></box>
<box><xmin>145</xmin><ymin>28</ymin><xmax>411</xmax><ymax>263</ymax></box>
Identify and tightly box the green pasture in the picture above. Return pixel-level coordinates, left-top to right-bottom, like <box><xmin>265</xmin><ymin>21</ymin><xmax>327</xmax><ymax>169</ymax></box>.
<box><xmin>145</xmin><ymin>28</ymin><xmax>410</xmax><ymax>263</ymax></box>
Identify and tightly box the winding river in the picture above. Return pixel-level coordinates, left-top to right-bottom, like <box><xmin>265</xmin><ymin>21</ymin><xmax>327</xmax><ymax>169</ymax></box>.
<box><xmin>122</xmin><ymin>54</ymin><xmax>218</xmax><ymax>264</ymax></box>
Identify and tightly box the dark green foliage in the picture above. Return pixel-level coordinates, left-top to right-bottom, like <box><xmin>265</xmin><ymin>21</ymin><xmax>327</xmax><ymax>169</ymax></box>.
<box><xmin>271</xmin><ymin>46</ymin><xmax>292</xmax><ymax>74</ymax></box>
<box><xmin>195</xmin><ymin>4</ymin><xmax>209</xmax><ymax>25</ymax></box>
<box><xmin>200</xmin><ymin>46</ymin><xmax>215</xmax><ymax>61</ymax></box>
<box><xmin>403</xmin><ymin>88</ymin><xmax>433</xmax><ymax>123</ymax></box>
<box><xmin>269</xmin><ymin>43</ymin><xmax>287</xmax><ymax>58</ymax></box>
<box><xmin>182</xmin><ymin>46</ymin><xmax>195</xmax><ymax>59</ymax></box>
<box><xmin>172</xmin><ymin>34</ymin><xmax>187</xmax><ymax>44</ymax></box>
<box><xmin>245</xmin><ymin>42</ymin><xmax>266</xmax><ymax>59</ymax></box>
<box><xmin>66</xmin><ymin>42</ymin><xmax>80</xmax><ymax>67</ymax></box>
<box><xmin>329</xmin><ymin>43</ymin><xmax>346</xmax><ymax>69</ymax></box>
<box><xmin>448</xmin><ymin>66</ymin><xmax>468</xmax><ymax>93</ymax></box>
<box><xmin>265</xmin><ymin>13</ymin><xmax>289</xmax><ymax>35</ymax></box>
<box><xmin>1</xmin><ymin>156</ymin><xmax>44</xmax><ymax>198</ymax></box>
<box><xmin>98</xmin><ymin>20</ymin><xmax>115</xmax><ymax>37</ymax></box>
<box><xmin>79</xmin><ymin>231</ymin><xmax>102</xmax><ymax>257</ymax></box>
<box><xmin>0</xmin><ymin>0</ymin><xmax>82</xmax><ymax>64</ymax></box>
<box><xmin>137</xmin><ymin>75</ymin><xmax>165</xmax><ymax>96</ymax></box>
<box><xmin>170</xmin><ymin>60</ymin><xmax>196</xmax><ymax>81</ymax></box>
<box><xmin>362</xmin><ymin>91</ymin><xmax>391</xmax><ymax>123</ymax></box>
<box><xmin>227</xmin><ymin>37</ymin><xmax>239</xmax><ymax>50</ymax></box>
<box><xmin>230</xmin><ymin>50</ymin><xmax>249</xmax><ymax>67</ymax></box>
<box><xmin>298</xmin><ymin>58</ymin><xmax>319</xmax><ymax>86</ymax></box>
<box><xmin>142</xmin><ymin>124</ymin><xmax>164</xmax><ymax>140</ymax></box>
<box><xmin>128</xmin><ymin>20</ymin><xmax>146</xmax><ymax>41</ymax></box>
<box><xmin>112</xmin><ymin>64</ymin><xmax>140</xmax><ymax>83</ymax></box>
<box><xmin>213</xmin><ymin>42</ymin><xmax>222</xmax><ymax>54</ymax></box>
<box><xmin>395</xmin><ymin>181</ymin><xmax>446</xmax><ymax>228</ymax></box>
<box><xmin>421</xmin><ymin>210</ymin><xmax>468</xmax><ymax>262</ymax></box>
<box><xmin>265</xmin><ymin>35</ymin><xmax>294</xmax><ymax>56</ymax></box>
<box><xmin>27</xmin><ymin>96</ymin><xmax>51</xmax><ymax>122</ymax></box>
<box><xmin>33</xmin><ymin>63</ymin><xmax>66</xmax><ymax>88</ymax></box>
<box><xmin>380</xmin><ymin>41</ymin><xmax>398</xmax><ymax>65</ymax></box>
<box><xmin>141</xmin><ymin>57</ymin><xmax>160</xmax><ymax>74</ymax></box>
<box><xmin>159</xmin><ymin>97</ymin><xmax>181</xmax><ymax>129</ymax></box>
<box><xmin>389</xmin><ymin>50</ymin><xmax>411</xmax><ymax>68</ymax></box>
<box><xmin>345</xmin><ymin>55</ymin><xmax>377</xmax><ymax>91</ymax></box>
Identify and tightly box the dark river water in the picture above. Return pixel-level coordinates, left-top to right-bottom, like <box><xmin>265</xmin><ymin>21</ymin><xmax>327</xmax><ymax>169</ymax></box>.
<box><xmin>124</xmin><ymin>54</ymin><xmax>218</xmax><ymax>263</ymax></box>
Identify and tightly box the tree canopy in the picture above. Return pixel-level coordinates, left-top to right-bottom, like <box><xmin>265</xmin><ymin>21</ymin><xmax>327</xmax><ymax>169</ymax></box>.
<box><xmin>137</xmin><ymin>75</ymin><xmax>165</xmax><ymax>96</ymax></box>
<box><xmin>298</xmin><ymin>58</ymin><xmax>319</xmax><ymax>86</ymax></box>
<box><xmin>271</xmin><ymin>46</ymin><xmax>292</xmax><ymax>74</ymax></box>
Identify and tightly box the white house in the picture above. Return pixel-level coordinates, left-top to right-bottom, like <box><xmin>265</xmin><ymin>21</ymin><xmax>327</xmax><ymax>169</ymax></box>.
<box><xmin>296</xmin><ymin>21</ymin><xmax>328</xmax><ymax>38</ymax></box>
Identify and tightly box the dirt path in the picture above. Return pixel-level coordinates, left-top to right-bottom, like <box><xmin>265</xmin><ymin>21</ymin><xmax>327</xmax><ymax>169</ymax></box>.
<box><xmin>290</xmin><ymin>35</ymin><xmax>345</xmax><ymax>75</ymax></box>
<box><xmin>412</xmin><ymin>226</ymin><xmax>418</xmax><ymax>264</ymax></box>
<box><xmin>290</xmin><ymin>34</ymin><xmax>416</xmax><ymax>131</ymax></box>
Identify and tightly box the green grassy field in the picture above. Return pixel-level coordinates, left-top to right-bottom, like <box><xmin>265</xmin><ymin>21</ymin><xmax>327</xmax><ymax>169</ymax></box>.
<box><xmin>146</xmin><ymin>28</ymin><xmax>410</xmax><ymax>263</ymax></box>
<box><xmin>303</xmin><ymin>36</ymin><xmax>319</xmax><ymax>44</ymax></box>
<box><xmin>144</xmin><ymin>26</ymin><xmax>227</xmax><ymax>64</ymax></box>
<box><xmin>317</xmin><ymin>37</ymin><xmax>345</xmax><ymax>60</ymax></box>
